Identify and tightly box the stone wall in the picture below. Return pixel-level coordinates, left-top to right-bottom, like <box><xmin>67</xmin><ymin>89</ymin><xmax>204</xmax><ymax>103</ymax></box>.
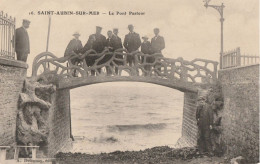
<box><xmin>218</xmin><ymin>64</ymin><xmax>259</xmax><ymax>162</ymax></box>
<box><xmin>0</xmin><ymin>58</ymin><xmax>27</xmax><ymax>147</ymax></box>
<box><xmin>47</xmin><ymin>89</ymin><xmax>72</xmax><ymax>157</ymax></box>
<box><xmin>176</xmin><ymin>92</ymin><xmax>198</xmax><ymax>147</ymax></box>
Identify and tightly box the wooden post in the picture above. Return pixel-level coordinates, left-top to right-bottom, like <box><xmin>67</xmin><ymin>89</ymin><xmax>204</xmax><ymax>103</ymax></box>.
<box><xmin>14</xmin><ymin>147</ymin><xmax>19</xmax><ymax>160</ymax></box>
<box><xmin>31</xmin><ymin>147</ymin><xmax>37</xmax><ymax>159</ymax></box>
<box><xmin>46</xmin><ymin>15</ymin><xmax>51</xmax><ymax>52</ymax></box>
<box><xmin>236</xmin><ymin>47</ymin><xmax>241</xmax><ymax>66</ymax></box>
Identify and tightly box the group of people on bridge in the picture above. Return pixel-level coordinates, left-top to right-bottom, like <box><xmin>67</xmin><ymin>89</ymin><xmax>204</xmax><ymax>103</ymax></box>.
<box><xmin>64</xmin><ymin>24</ymin><xmax>165</xmax><ymax>76</ymax></box>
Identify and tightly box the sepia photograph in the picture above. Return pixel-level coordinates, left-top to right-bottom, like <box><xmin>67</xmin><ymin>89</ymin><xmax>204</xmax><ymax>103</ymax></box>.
<box><xmin>0</xmin><ymin>0</ymin><xmax>259</xmax><ymax>163</ymax></box>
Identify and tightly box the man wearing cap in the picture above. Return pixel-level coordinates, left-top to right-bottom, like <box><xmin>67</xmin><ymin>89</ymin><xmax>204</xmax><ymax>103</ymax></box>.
<box><xmin>141</xmin><ymin>36</ymin><xmax>151</xmax><ymax>55</ymax></box>
<box><xmin>151</xmin><ymin>28</ymin><xmax>165</xmax><ymax>54</ymax></box>
<box><xmin>112</xmin><ymin>28</ymin><xmax>123</xmax><ymax>75</ymax></box>
<box><xmin>64</xmin><ymin>32</ymin><xmax>83</xmax><ymax>77</ymax></box>
<box><xmin>112</xmin><ymin>28</ymin><xmax>123</xmax><ymax>51</ymax></box>
<box><xmin>196</xmin><ymin>95</ymin><xmax>214</xmax><ymax>155</ymax></box>
<box><xmin>15</xmin><ymin>19</ymin><xmax>30</xmax><ymax>62</ymax></box>
<box><xmin>84</xmin><ymin>26</ymin><xmax>106</xmax><ymax>75</ymax></box>
<box><xmin>141</xmin><ymin>36</ymin><xmax>152</xmax><ymax>75</ymax></box>
<box><xmin>89</xmin><ymin>26</ymin><xmax>107</xmax><ymax>53</ymax></box>
<box><xmin>123</xmin><ymin>24</ymin><xmax>141</xmax><ymax>66</ymax></box>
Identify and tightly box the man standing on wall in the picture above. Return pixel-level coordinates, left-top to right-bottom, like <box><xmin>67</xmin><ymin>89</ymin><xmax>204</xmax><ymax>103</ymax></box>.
<box><xmin>123</xmin><ymin>24</ymin><xmax>141</xmax><ymax>66</ymax></box>
<box><xmin>15</xmin><ymin>19</ymin><xmax>30</xmax><ymax>62</ymax></box>
<box><xmin>196</xmin><ymin>96</ymin><xmax>214</xmax><ymax>156</ymax></box>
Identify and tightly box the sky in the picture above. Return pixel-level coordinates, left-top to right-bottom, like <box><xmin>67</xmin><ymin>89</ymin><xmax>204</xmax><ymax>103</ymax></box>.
<box><xmin>0</xmin><ymin>0</ymin><xmax>259</xmax><ymax>76</ymax></box>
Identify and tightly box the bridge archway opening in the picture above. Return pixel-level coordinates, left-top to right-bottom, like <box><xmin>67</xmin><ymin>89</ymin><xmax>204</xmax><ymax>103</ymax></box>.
<box><xmin>69</xmin><ymin>82</ymin><xmax>184</xmax><ymax>153</ymax></box>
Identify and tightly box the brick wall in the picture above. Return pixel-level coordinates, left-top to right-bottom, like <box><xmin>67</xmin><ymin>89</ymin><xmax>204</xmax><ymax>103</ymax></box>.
<box><xmin>218</xmin><ymin>64</ymin><xmax>259</xmax><ymax>162</ymax></box>
<box><xmin>176</xmin><ymin>92</ymin><xmax>198</xmax><ymax>147</ymax></box>
<box><xmin>0</xmin><ymin>58</ymin><xmax>27</xmax><ymax>147</ymax></box>
<box><xmin>47</xmin><ymin>89</ymin><xmax>72</xmax><ymax>157</ymax></box>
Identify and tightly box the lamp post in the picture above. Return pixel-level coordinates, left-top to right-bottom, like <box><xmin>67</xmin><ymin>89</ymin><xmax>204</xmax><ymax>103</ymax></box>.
<box><xmin>204</xmin><ymin>0</ymin><xmax>225</xmax><ymax>69</ymax></box>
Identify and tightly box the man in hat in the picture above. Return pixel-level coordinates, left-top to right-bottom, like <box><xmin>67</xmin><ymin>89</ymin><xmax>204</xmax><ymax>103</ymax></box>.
<box><xmin>64</xmin><ymin>32</ymin><xmax>83</xmax><ymax>77</ymax></box>
<box><xmin>151</xmin><ymin>28</ymin><xmax>165</xmax><ymax>54</ymax></box>
<box><xmin>112</xmin><ymin>28</ymin><xmax>123</xmax><ymax>51</ymax></box>
<box><xmin>141</xmin><ymin>36</ymin><xmax>152</xmax><ymax>75</ymax></box>
<box><xmin>64</xmin><ymin>32</ymin><xmax>83</xmax><ymax>57</ymax></box>
<box><xmin>123</xmin><ymin>24</ymin><xmax>141</xmax><ymax>66</ymax></box>
<box><xmin>84</xmin><ymin>26</ymin><xmax>106</xmax><ymax>75</ymax></box>
<box><xmin>15</xmin><ymin>19</ymin><xmax>30</xmax><ymax>62</ymax></box>
<box><xmin>141</xmin><ymin>36</ymin><xmax>151</xmax><ymax>55</ymax></box>
<box><xmin>196</xmin><ymin>96</ymin><xmax>214</xmax><ymax>155</ymax></box>
<box><xmin>89</xmin><ymin>26</ymin><xmax>107</xmax><ymax>53</ymax></box>
<box><xmin>112</xmin><ymin>28</ymin><xmax>123</xmax><ymax>75</ymax></box>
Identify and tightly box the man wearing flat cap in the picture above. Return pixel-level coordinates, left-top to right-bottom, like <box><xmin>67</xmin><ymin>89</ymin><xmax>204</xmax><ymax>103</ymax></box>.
<box><xmin>83</xmin><ymin>26</ymin><xmax>106</xmax><ymax>75</ymax></box>
<box><xmin>113</xmin><ymin>28</ymin><xmax>123</xmax><ymax>75</ymax></box>
<box><xmin>88</xmin><ymin>26</ymin><xmax>107</xmax><ymax>53</ymax></box>
<box><xmin>15</xmin><ymin>19</ymin><xmax>30</xmax><ymax>62</ymax></box>
<box><xmin>123</xmin><ymin>24</ymin><xmax>141</xmax><ymax>66</ymax></box>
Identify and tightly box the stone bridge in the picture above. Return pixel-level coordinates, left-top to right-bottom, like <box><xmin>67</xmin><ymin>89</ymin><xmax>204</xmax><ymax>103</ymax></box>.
<box><xmin>31</xmin><ymin>49</ymin><xmax>218</xmax><ymax>92</ymax></box>
<box><xmin>24</xmin><ymin>49</ymin><xmax>220</xmax><ymax>156</ymax></box>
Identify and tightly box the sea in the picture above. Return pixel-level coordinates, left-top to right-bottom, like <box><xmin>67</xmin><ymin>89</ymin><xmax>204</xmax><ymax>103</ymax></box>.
<box><xmin>70</xmin><ymin>82</ymin><xmax>183</xmax><ymax>154</ymax></box>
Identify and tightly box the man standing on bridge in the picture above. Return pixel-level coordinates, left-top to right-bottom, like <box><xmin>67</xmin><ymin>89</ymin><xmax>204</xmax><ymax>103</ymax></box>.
<box><xmin>123</xmin><ymin>24</ymin><xmax>141</xmax><ymax>66</ymax></box>
<box><xmin>84</xmin><ymin>26</ymin><xmax>106</xmax><ymax>75</ymax></box>
<box><xmin>196</xmin><ymin>95</ymin><xmax>214</xmax><ymax>156</ymax></box>
<box><xmin>15</xmin><ymin>19</ymin><xmax>30</xmax><ymax>62</ymax></box>
<box><xmin>151</xmin><ymin>28</ymin><xmax>165</xmax><ymax>54</ymax></box>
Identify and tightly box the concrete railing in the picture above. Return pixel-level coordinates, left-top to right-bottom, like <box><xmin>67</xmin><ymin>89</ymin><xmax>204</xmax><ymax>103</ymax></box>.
<box><xmin>31</xmin><ymin>49</ymin><xmax>218</xmax><ymax>88</ymax></box>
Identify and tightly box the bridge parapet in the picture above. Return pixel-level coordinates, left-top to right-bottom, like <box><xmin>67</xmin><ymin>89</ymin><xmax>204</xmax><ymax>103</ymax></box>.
<box><xmin>32</xmin><ymin>49</ymin><xmax>218</xmax><ymax>90</ymax></box>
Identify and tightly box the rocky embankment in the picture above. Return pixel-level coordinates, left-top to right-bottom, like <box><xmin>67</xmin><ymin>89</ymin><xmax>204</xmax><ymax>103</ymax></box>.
<box><xmin>55</xmin><ymin>146</ymin><xmax>228</xmax><ymax>164</ymax></box>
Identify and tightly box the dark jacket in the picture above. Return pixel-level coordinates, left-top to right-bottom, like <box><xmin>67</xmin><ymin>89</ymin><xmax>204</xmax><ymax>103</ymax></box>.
<box><xmin>106</xmin><ymin>37</ymin><xmax>113</xmax><ymax>52</ymax></box>
<box><xmin>112</xmin><ymin>35</ymin><xmax>123</xmax><ymax>51</ymax></box>
<box><xmin>196</xmin><ymin>104</ymin><xmax>213</xmax><ymax>130</ymax></box>
<box><xmin>141</xmin><ymin>41</ymin><xmax>151</xmax><ymax>54</ymax></box>
<box><xmin>15</xmin><ymin>27</ymin><xmax>30</xmax><ymax>54</ymax></box>
<box><xmin>90</xmin><ymin>33</ymin><xmax>107</xmax><ymax>53</ymax></box>
<box><xmin>151</xmin><ymin>35</ymin><xmax>165</xmax><ymax>53</ymax></box>
<box><xmin>64</xmin><ymin>39</ymin><xmax>83</xmax><ymax>57</ymax></box>
<box><xmin>106</xmin><ymin>35</ymin><xmax>123</xmax><ymax>52</ymax></box>
<box><xmin>123</xmin><ymin>32</ymin><xmax>141</xmax><ymax>52</ymax></box>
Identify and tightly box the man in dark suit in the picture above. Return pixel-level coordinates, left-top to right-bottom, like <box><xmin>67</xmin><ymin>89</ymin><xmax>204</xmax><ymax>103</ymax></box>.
<box><xmin>151</xmin><ymin>28</ymin><xmax>165</xmax><ymax>54</ymax></box>
<box><xmin>90</xmin><ymin>26</ymin><xmax>107</xmax><ymax>53</ymax></box>
<box><xmin>64</xmin><ymin>32</ymin><xmax>83</xmax><ymax>58</ymax></box>
<box><xmin>64</xmin><ymin>32</ymin><xmax>83</xmax><ymax>77</ymax></box>
<box><xmin>103</xmin><ymin>30</ymin><xmax>114</xmax><ymax>75</ymax></box>
<box><xmin>83</xmin><ymin>26</ymin><xmax>106</xmax><ymax>76</ymax></box>
<box><xmin>112</xmin><ymin>28</ymin><xmax>123</xmax><ymax>51</ymax></box>
<box><xmin>141</xmin><ymin>36</ymin><xmax>152</xmax><ymax>75</ymax></box>
<box><xmin>123</xmin><ymin>24</ymin><xmax>141</xmax><ymax>66</ymax></box>
<box><xmin>196</xmin><ymin>96</ymin><xmax>214</xmax><ymax>155</ymax></box>
<box><xmin>113</xmin><ymin>28</ymin><xmax>123</xmax><ymax>75</ymax></box>
<box><xmin>15</xmin><ymin>19</ymin><xmax>30</xmax><ymax>62</ymax></box>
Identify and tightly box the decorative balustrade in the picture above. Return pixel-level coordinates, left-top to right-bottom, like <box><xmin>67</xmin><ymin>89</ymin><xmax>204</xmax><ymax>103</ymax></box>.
<box><xmin>222</xmin><ymin>47</ymin><xmax>259</xmax><ymax>69</ymax></box>
<box><xmin>0</xmin><ymin>11</ymin><xmax>16</xmax><ymax>59</ymax></box>
<box><xmin>32</xmin><ymin>49</ymin><xmax>218</xmax><ymax>86</ymax></box>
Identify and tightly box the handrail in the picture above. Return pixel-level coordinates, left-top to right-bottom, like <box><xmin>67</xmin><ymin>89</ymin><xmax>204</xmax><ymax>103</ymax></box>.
<box><xmin>32</xmin><ymin>49</ymin><xmax>218</xmax><ymax>86</ymax></box>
